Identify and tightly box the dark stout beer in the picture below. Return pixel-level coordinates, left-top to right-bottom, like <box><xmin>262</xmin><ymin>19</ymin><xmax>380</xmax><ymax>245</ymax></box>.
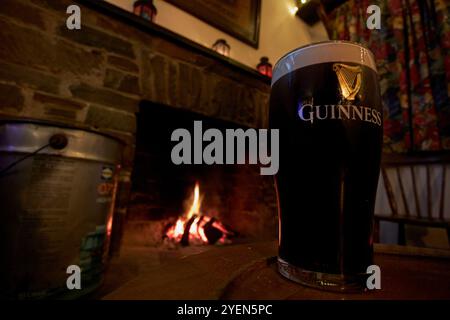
<box><xmin>270</xmin><ymin>41</ymin><xmax>382</xmax><ymax>291</ymax></box>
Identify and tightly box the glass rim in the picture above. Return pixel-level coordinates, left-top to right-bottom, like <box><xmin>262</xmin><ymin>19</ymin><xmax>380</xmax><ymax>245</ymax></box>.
<box><xmin>272</xmin><ymin>40</ymin><xmax>377</xmax><ymax>86</ymax></box>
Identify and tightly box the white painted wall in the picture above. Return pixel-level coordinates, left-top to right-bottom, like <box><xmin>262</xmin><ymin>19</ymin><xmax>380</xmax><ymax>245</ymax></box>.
<box><xmin>105</xmin><ymin>0</ymin><xmax>328</xmax><ymax>68</ymax></box>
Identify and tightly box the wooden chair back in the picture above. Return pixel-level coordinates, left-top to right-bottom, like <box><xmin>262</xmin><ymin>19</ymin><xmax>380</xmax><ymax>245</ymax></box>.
<box><xmin>374</xmin><ymin>152</ymin><xmax>450</xmax><ymax>246</ymax></box>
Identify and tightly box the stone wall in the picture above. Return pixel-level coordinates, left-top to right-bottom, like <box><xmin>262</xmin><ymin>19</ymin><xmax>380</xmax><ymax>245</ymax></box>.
<box><xmin>0</xmin><ymin>0</ymin><xmax>273</xmax><ymax>250</ymax></box>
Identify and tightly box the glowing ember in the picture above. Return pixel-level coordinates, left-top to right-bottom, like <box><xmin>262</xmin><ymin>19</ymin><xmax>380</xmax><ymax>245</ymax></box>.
<box><xmin>165</xmin><ymin>182</ymin><xmax>233</xmax><ymax>245</ymax></box>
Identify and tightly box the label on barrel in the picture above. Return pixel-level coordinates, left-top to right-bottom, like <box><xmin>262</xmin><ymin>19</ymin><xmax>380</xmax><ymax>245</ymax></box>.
<box><xmin>101</xmin><ymin>166</ymin><xmax>114</xmax><ymax>181</ymax></box>
<box><xmin>0</xmin><ymin>153</ymin><xmax>115</xmax><ymax>299</ymax></box>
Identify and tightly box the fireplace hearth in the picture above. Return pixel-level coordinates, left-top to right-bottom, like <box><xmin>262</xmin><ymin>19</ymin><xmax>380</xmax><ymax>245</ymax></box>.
<box><xmin>123</xmin><ymin>103</ymin><xmax>277</xmax><ymax>247</ymax></box>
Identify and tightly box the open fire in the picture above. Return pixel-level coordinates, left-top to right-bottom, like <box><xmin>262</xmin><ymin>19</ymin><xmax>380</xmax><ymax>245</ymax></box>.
<box><xmin>164</xmin><ymin>182</ymin><xmax>234</xmax><ymax>245</ymax></box>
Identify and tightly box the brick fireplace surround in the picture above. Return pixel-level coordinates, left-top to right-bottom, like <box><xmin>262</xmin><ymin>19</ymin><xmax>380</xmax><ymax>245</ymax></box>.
<box><xmin>0</xmin><ymin>0</ymin><xmax>277</xmax><ymax>253</ymax></box>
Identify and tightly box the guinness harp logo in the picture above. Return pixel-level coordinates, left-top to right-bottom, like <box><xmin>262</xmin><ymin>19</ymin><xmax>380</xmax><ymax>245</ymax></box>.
<box><xmin>333</xmin><ymin>63</ymin><xmax>362</xmax><ymax>101</ymax></box>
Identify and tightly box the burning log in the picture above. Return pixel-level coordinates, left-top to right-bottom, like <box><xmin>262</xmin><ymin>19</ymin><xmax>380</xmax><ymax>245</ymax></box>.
<box><xmin>180</xmin><ymin>214</ymin><xmax>198</xmax><ymax>246</ymax></box>
<box><xmin>202</xmin><ymin>218</ymin><xmax>223</xmax><ymax>245</ymax></box>
<box><xmin>164</xmin><ymin>182</ymin><xmax>235</xmax><ymax>246</ymax></box>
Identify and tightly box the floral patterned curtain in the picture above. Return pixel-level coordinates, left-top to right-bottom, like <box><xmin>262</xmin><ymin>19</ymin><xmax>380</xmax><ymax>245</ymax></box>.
<box><xmin>328</xmin><ymin>0</ymin><xmax>450</xmax><ymax>153</ymax></box>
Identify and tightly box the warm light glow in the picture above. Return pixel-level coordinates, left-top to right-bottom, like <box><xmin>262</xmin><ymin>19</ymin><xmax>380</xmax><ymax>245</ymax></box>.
<box><xmin>164</xmin><ymin>182</ymin><xmax>233</xmax><ymax>245</ymax></box>
<box><xmin>301</xmin><ymin>0</ymin><xmax>308</xmax><ymax>4</ymax></box>
<box><xmin>197</xmin><ymin>218</ymin><xmax>209</xmax><ymax>243</ymax></box>
<box><xmin>174</xmin><ymin>219</ymin><xmax>185</xmax><ymax>237</ymax></box>
<box><xmin>288</xmin><ymin>5</ymin><xmax>299</xmax><ymax>16</ymax></box>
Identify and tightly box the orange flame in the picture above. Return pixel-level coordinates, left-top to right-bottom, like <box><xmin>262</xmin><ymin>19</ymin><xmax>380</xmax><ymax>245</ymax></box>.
<box><xmin>165</xmin><ymin>182</ymin><xmax>232</xmax><ymax>245</ymax></box>
<box><xmin>186</xmin><ymin>182</ymin><xmax>201</xmax><ymax>220</ymax></box>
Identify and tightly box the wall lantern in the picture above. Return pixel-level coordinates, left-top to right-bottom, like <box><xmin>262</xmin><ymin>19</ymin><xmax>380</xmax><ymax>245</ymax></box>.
<box><xmin>212</xmin><ymin>39</ymin><xmax>231</xmax><ymax>57</ymax></box>
<box><xmin>257</xmin><ymin>57</ymin><xmax>273</xmax><ymax>78</ymax></box>
<box><xmin>133</xmin><ymin>0</ymin><xmax>157</xmax><ymax>22</ymax></box>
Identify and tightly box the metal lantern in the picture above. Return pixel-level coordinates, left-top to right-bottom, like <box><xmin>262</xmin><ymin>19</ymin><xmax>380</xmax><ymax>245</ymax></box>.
<box><xmin>257</xmin><ymin>57</ymin><xmax>273</xmax><ymax>78</ymax></box>
<box><xmin>133</xmin><ymin>0</ymin><xmax>157</xmax><ymax>22</ymax></box>
<box><xmin>212</xmin><ymin>39</ymin><xmax>230</xmax><ymax>57</ymax></box>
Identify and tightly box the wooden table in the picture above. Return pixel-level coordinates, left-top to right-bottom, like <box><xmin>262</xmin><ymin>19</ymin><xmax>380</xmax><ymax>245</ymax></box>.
<box><xmin>102</xmin><ymin>242</ymin><xmax>450</xmax><ymax>300</ymax></box>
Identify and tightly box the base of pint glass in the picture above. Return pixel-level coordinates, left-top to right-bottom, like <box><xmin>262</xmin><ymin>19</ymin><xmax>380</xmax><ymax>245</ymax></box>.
<box><xmin>277</xmin><ymin>258</ymin><xmax>368</xmax><ymax>293</ymax></box>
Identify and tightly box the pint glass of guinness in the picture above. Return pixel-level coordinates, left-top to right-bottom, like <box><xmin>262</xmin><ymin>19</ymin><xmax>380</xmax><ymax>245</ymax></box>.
<box><xmin>270</xmin><ymin>41</ymin><xmax>382</xmax><ymax>291</ymax></box>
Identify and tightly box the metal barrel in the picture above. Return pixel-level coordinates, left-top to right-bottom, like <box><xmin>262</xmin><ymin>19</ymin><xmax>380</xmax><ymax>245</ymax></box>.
<box><xmin>0</xmin><ymin>121</ymin><xmax>123</xmax><ymax>299</ymax></box>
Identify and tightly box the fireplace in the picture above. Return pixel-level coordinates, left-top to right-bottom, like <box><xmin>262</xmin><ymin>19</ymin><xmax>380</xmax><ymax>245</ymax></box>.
<box><xmin>123</xmin><ymin>103</ymin><xmax>278</xmax><ymax>247</ymax></box>
<box><xmin>0</xmin><ymin>0</ymin><xmax>276</xmax><ymax>254</ymax></box>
